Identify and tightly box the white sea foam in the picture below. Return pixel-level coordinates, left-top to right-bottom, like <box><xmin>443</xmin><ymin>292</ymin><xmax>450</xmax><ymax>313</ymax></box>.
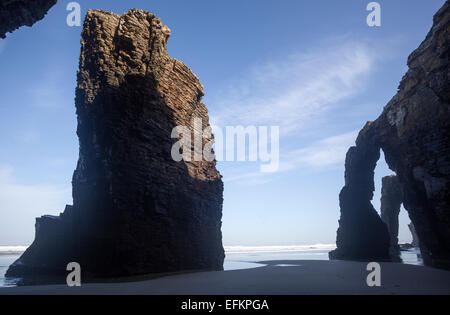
<box><xmin>224</xmin><ymin>244</ymin><xmax>336</xmax><ymax>254</ymax></box>
<box><xmin>0</xmin><ymin>245</ymin><xmax>337</xmax><ymax>255</ymax></box>
<box><xmin>0</xmin><ymin>246</ymin><xmax>28</xmax><ymax>255</ymax></box>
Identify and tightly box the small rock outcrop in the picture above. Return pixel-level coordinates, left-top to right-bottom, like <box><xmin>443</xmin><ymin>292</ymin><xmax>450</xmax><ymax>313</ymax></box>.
<box><xmin>380</xmin><ymin>175</ymin><xmax>403</xmax><ymax>260</ymax></box>
<box><xmin>330</xmin><ymin>1</ymin><xmax>450</xmax><ymax>269</ymax></box>
<box><xmin>7</xmin><ymin>9</ymin><xmax>224</xmax><ymax>279</ymax></box>
<box><xmin>0</xmin><ymin>0</ymin><xmax>57</xmax><ymax>39</ymax></box>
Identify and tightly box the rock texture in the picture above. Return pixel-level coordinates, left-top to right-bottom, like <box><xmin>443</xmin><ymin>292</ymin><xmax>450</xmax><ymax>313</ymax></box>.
<box><xmin>7</xmin><ymin>9</ymin><xmax>224</xmax><ymax>279</ymax></box>
<box><xmin>329</xmin><ymin>139</ymin><xmax>391</xmax><ymax>261</ymax></box>
<box><xmin>409</xmin><ymin>222</ymin><xmax>420</xmax><ymax>248</ymax></box>
<box><xmin>330</xmin><ymin>1</ymin><xmax>450</xmax><ymax>269</ymax></box>
<box><xmin>0</xmin><ymin>0</ymin><xmax>57</xmax><ymax>39</ymax></box>
<box><xmin>380</xmin><ymin>175</ymin><xmax>403</xmax><ymax>260</ymax></box>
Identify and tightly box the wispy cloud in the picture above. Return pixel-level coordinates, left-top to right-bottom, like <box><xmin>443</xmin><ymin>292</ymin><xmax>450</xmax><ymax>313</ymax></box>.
<box><xmin>279</xmin><ymin>130</ymin><xmax>358</xmax><ymax>172</ymax></box>
<box><xmin>210</xmin><ymin>38</ymin><xmax>374</xmax><ymax>184</ymax></box>
<box><xmin>210</xmin><ymin>39</ymin><xmax>374</xmax><ymax>133</ymax></box>
<box><xmin>224</xmin><ymin>130</ymin><xmax>358</xmax><ymax>184</ymax></box>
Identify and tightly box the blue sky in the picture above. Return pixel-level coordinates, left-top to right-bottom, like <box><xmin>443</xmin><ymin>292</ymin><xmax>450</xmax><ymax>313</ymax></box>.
<box><xmin>0</xmin><ymin>0</ymin><xmax>445</xmax><ymax>246</ymax></box>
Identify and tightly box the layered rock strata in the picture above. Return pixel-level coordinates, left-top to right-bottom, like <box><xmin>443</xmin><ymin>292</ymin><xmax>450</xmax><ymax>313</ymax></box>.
<box><xmin>7</xmin><ymin>9</ymin><xmax>224</xmax><ymax>279</ymax></box>
<box><xmin>330</xmin><ymin>1</ymin><xmax>450</xmax><ymax>269</ymax></box>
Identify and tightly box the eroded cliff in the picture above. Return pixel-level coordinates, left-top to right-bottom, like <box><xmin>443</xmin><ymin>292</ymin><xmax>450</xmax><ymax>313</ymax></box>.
<box><xmin>330</xmin><ymin>1</ymin><xmax>450</xmax><ymax>269</ymax></box>
<box><xmin>7</xmin><ymin>9</ymin><xmax>224</xmax><ymax>279</ymax></box>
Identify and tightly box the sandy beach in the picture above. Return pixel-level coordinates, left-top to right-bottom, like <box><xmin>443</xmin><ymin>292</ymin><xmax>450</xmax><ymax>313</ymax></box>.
<box><xmin>1</xmin><ymin>260</ymin><xmax>449</xmax><ymax>295</ymax></box>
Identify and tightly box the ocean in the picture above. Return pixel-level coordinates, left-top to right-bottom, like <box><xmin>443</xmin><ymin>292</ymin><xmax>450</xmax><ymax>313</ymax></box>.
<box><xmin>0</xmin><ymin>247</ymin><xmax>28</xmax><ymax>287</ymax></box>
<box><xmin>0</xmin><ymin>244</ymin><xmax>423</xmax><ymax>287</ymax></box>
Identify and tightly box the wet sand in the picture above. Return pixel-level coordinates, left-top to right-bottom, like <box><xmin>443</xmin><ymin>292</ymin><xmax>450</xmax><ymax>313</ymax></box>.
<box><xmin>1</xmin><ymin>260</ymin><xmax>449</xmax><ymax>295</ymax></box>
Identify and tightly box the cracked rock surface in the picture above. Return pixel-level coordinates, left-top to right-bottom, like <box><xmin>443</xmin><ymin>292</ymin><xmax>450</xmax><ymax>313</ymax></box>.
<box><xmin>7</xmin><ymin>9</ymin><xmax>224</xmax><ymax>279</ymax></box>
<box><xmin>330</xmin><ymin>1</ymin><xmax>450</xmax><ymax>269</ymax></box>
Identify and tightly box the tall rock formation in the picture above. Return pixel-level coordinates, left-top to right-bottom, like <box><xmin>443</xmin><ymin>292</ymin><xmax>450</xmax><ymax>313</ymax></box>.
<box><xmin>329</xmin><ymin>135</ymin><xmax>391</xmax><ymax>261</ymax></box>
<box><xmin>380</xmin><ymin>175</ymin><xmax>403</xmax><ymax>260</ymax></box>
<box><xmin>409</xmin><ymin>222</ymin><xmax>420</xmax><ymax>248</ymax></box>
<box><xmin>7</xmin><ymin>9</ymin><xmax>224</xmax><ymax>279</ymax></box>
<box><xmin>0</xmin><ymin>0</ymin><xmax>57</xmax><ymax>39</ymax></box>
<box><xmin>330</xmin><ymin>1</ymin><xmax>450</xmax><ymax>269</ymax></box>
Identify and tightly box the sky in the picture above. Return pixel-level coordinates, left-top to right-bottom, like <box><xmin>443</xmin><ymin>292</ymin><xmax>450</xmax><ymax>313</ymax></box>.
<box><xmin>0</xmin><ymin>0</ymin><xmax>446</xmax><ymax>246</ymax></box>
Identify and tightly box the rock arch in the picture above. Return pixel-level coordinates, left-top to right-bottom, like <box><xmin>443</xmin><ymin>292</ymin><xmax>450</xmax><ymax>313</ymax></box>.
<box><xmin>330</xmin><ymin>1</ymin><xmax>450</xmax><ymax>269</ymax></box>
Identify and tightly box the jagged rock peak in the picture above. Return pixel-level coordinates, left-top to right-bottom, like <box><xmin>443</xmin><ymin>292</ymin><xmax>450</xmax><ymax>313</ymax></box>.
<box><xmin>7</xmin><ymin>9</ymin><xmax>224</xmax><ymax>280</ymax></box>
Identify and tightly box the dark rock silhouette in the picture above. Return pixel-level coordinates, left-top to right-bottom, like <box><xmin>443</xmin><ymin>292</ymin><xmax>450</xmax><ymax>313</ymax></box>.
<box><xmin>330</xmin><ymin>1</ymin><xmax>450</xmax><ymax>269</ymax></box>
<box><xmin>380</xmin><ymin>175</ymin><xmax>403</xmax><ymax>260</ymax></box>
<box><xmin>409</xmin><ymin>222</ymin><xmax>420</xmax><ymax>248</ymax></box>
<box><xmin>0</xmin><ymin>0</ymin><xmax>57</xmax><ymax>39</ymax></box>
<box><xmin>329</xmin><ymin>135</ymin><xmax>391</xmax><ymax>261</ymax></box>
<box><xmin>7</xmin><ymin>9</ymin><xmax>224</xmax><ymax>279</ymax></box>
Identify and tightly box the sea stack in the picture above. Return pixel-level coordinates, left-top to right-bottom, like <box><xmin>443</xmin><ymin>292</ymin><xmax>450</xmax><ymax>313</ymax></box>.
<box><xmin>409</xmin><ymin>223</ymin><xmax>420</xmax><ymax>248</ymax></box>
<box><xmin>0</xmin><ymin>0</ymin><xmax>57</xmax><ymax>38</ymax></box>
<box><xmin>380</xmin><ymin>175</ymin><xmax>403</xmax><ymax>260</ymax></box>
<box><xmin>330</xmin><ymin>1</ymin><xmax>450</xmax><ymax>269</ymax></box>
<box><xmin>7</xmin><ymin>9</ymin><xmax>224</xmax><ymax>279</ymax></box>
